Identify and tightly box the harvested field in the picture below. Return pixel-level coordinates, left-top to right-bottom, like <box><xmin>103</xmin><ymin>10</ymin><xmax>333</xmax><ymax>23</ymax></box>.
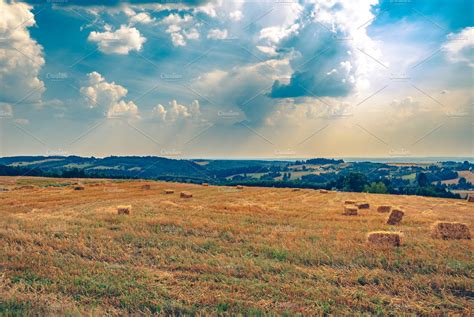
<box><xmin>0</xmin><ymin>176</ymin><xmax>472</xmax><ymax>315</ymax></box>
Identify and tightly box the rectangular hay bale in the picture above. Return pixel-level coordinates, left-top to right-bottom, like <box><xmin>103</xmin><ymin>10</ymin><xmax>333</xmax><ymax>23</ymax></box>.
<box><xmin>343</xmin><ymin>206</ymin><xmax>358</xmax><ymax>216</ymax></box>
<box><xmin>117</xmin><ymin>205</ymin><xmax>132</xmax><ymax>215</ymax></box>
<box><xmin>432</xmin><ymin>222</ymin><xmax>471</xmax><ymax>240</ymax></box>
<box><xmin>387</xmin><ymin>209</ymin><xmax>404</xmax><ymax>225</ymax></box>
<box><xmin>164</xmin><ymin>189</ymin><xmax>174</xmax><ymax>194</ymax></box>
<box><xmin>356</xmin><ymin>202</ymin><xmax>370</xmax><ymax>209</ymax></box>
<box><xmin>377</xmin><ymin>205</ymin><xmax>391</xmax><ymax>213</ymax></box>
<box><xmin>367</xmin><ymin>231</ymin><xmax>401</xmax><ymax>247</ymax></box>
<box><xmin>180</xmin><ymin>191</ymin><xmax>193</xmax><ymax>198</ymax></box>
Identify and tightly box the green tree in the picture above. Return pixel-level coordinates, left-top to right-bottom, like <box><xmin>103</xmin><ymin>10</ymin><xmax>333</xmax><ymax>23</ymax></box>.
<box><xmin>417</xmin><ymin>172</ymin><xmax>429</xmax><ymax>187</ymax></box>
<box><xmin>343</xmin><ymin>172</ymin><xmax>368</xmax><ymax>192</ymax></box>
<box><xmin>364</xmin><ymin>181</ymin><xmax>388</xmax><ymax>194</ymax></box>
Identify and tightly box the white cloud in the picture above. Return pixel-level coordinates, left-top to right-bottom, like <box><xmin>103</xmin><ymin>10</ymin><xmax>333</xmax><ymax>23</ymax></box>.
<box><xmin>269</xmin><ymin>0</ymin><xmax>381</xmax><ymax>98</ymax></box>
<box><xmin>88</xmin><ymin>25</ymin><xmax>146</xmax><ymax>55</ymax></box>
<box><xmin>259</xmin><ymin>24</ymin><xmax>300</xmax><ymax>44</ymax></box>
<box><xmin>193</xmin><ymin>59</ymin><xmax>292</xmax><ymax>124</ymax></box>
<box><xmin>229</xmin><ymin>10</ymin><xmax>243</xmax><ymax>21</ymax></box>
<box><xmin>256</xmin><ymin>45</ymin><xmax>278</xmax><ymax>56</ymax></box>
<box><xmin>195</xmin><ymin>3</ymin><xmax>217</xmax><ymax>17</ymax></box>
<box><xmin>443</xmin><ymin>27</ymin><xmax>474</xmax><ymax>67</ymax></box>
<box><xmin>170</xmin><ymin>32</ymin><xmax>186</xmax><ymax>47</ymax></box>
<box><xmin>207</xmin><ymin>28</ymin><xmax>228</xmax><ymax>40</ymax></box>
<box><xmin>0</xmin><ymin>0</ymin><xmax>45</xmax><ymax>104</ymax></box>
<box><xmin>152</xmin><ymin>100</ymin><xmax>202</xmax><ymax>122</ymax></box>
<box><xmin>161</xmin><ymin>13</ymin><xmax>192</xmax><ymax>25</ymax></box>
<box><xmin>130</xmin><ymin>12</ymin><xmax>155</xmax><ymax>25</ymax></box>
<box><xmin>161</xmin><ymin>13</ymin><xmax>197</xmax><ymax>47</ymax></box>
<box><xmin>166</xmin><ymin>24</ymin><xmax>181</xmax><ymax>33</ymax></box>
<box><xmin>80</xmin><ymin>71</ymin><xmax>139</xmax><ymax>118</ymax></box>
<box><xmin>184</xmin><ymin>28</ymin><xmax>200</xmax><ymax>40</ymax></box>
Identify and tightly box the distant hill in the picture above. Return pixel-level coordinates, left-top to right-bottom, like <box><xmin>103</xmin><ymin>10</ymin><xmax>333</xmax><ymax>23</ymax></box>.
<box><xmin>0</xmin><ymin>156</ymin><xmax>210</xmax><ymax>181</ymax></box>
<box><xmin>0</xmin><ymin>156</ymin><xmax>470</xmax><ymax>199</ymax></box>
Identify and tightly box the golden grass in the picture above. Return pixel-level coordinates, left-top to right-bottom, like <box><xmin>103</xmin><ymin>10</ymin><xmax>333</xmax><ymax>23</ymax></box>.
<box><xmin>0</xmin><ymin>176</ymin><xmax>472</xmax><ymax>315</ymax></box>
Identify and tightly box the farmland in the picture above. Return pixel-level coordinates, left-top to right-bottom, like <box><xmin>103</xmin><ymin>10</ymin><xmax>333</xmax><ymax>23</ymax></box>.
<box><xmin>0</xmin><ymin>176</ymin><xmax>473</xmax><ymax>315</ymax></box>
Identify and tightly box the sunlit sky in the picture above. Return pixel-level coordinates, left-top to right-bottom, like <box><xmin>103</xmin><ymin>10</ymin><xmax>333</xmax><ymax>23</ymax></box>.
<box><xmin>0</xmin><ymin>0</ymin><xmax>472</xmax><ymax>159</ymax></box>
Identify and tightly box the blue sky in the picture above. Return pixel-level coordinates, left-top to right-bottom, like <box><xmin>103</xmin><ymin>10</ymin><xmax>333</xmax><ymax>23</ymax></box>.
<box><xmin>0</xmin><ymin>0</ymin><xmax>472</xmax><ymax>158</ymax></box>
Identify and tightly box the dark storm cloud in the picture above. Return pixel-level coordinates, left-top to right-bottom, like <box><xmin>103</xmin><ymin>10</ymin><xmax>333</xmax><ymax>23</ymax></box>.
<box><xmin>270</xmin><ymin>21</ymin><xmax>356</xmax><ymax>99</ymax></box>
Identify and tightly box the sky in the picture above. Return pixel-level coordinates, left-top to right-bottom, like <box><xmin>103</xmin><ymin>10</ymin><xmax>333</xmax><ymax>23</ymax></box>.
<box><xmin>0</xmin><ymin>0</ymin><xmax>473</xmax><ymax>159</ymax></box>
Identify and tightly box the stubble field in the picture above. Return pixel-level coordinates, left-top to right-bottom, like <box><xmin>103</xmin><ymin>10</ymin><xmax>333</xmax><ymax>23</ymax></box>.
<box><xmin>0</xmin><ymin>176</ymin><xmax>472</xmax><ymax>315</ymax></box>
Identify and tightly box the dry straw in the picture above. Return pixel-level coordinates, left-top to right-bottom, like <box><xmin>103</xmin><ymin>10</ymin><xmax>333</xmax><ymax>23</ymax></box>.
<box><xmin>387</xmin><ymin>209</ymin><xmax>404</xmax><ymax>225</ymax></box>
<box><xmin>180</xmin><ymin>191</ymin><xmax>193</xmax><ymax>198</ymax></box>
<box><xmin>377</xmin><ymin>205</ymin><xmax>391</xmax><ymax>213</ymax></box>
<box><xmin>367</xmin><ymin>231</ymin><xmax>402</xmax><ymax>247</ymax></box>
<box><xmin>164</xmin><ymin>189</ymin><xmax>174</xmax><ymax>194</ymax></box>
<box><xmin>117</xmin><ymin>205</ymin><xmax>132</xmax><ymax>215</ymax></box>
<box><xmin>357</xmin><ymin>202</ymin><xmax>370</xmax><ymax>209</ymax></box>
<box><xmin>343</xmin><ymin>206</ymin><xmax>358</xmax><ymax>216</ymax></box>
<box><xmin>141</xmin><ymin>184</ymin><xmax>151</xmax><ymax>190</ymax></box>
<box><xmin>432</xmin><ymin>222</ymin><xmax>471</xmax><ymax>240</ymax></box>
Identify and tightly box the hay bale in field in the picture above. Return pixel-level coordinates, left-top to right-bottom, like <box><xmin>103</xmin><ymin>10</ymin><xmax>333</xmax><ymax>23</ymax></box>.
<box><xmin>343</xmin><ymin>206</ymin><xmax>358</xmax><ymax>216</ymax></box>
<box><xmin>164</xmin><ymin>189</ymin><xmax>174</xmax><ymax>194</ymax></box>
<box><xmin>180</xmin><ymin>191</ymin><xmax>193</xmax><ymax>198</ymax></box>
<box><xmin>141</xmin><ymin>184</ymin><xmax>151</xmax><ymax>190</ymax></box>
<box><xmin>74</xmin><ymin>185</ymin><xmax>85</xmax><ymax>191</ymax></box>
<box><xmin>117</xmin><ymin>205</ymin><xmax>132</xmax><ymax>215</ymax></box>
<box><xmin>367</xmin><ymin>231</ymin><xmax>401</xmax><ymax>247</ymax></box>
<box><xmin>319</xmin><ymin>189</ymin><xmax>328</xmax><ymax>193</ymax></box>
<box><xmin>236</xmin><ymin>185</ymin><xmax>244</xmax><ymax>189</ymax></box>
<box><xmin>377</xmin><ymin>205</ymin><xmax>391</xmax><ymax>213</ymax></box>
<box><xmin>344</xmin><ymin>200</ymin><xmax>356</xmax><ymax>205</ymax></box>
<box><xmin>432</xmin><ymin>222</ymin><xmax>471</xmax><ymax>240</ymax></box>
<box><xmin>467</xmin><ymin>195</ymin><xmax>474</xmax><ymax>203</ymax></box>
<box><xmin>356</xmin><ymin>202</ymin><xmax>370</xmax><ymax>209</ymax></box>
<box><xmin>17</xmin><ymin>185</ymin><xmax>35</xmax><ymax>190</ymax></box>
<box><xmin>202</xmin><ymin>183</ymin><xmax>209</xmax><ymax>186</ymax></box>
<box><xmin>292</xmin><ymin>188</ymin><xmax>301</xmax><ymax>192</ymax></box>
<box><xmin>387</xmin><ymin>209</ymin><xmax>404</xmax><ymax>225</ymax></box>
